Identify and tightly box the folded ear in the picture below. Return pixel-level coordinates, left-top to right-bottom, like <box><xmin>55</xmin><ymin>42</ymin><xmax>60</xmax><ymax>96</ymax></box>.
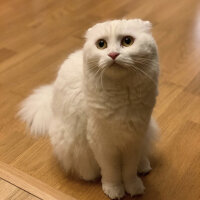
<box><xmin>143</xmin><ymin>20</ymin><xmax>152</xmax><ymax>33</ymax></box>
<box><xmin>131</xmin><ymin>19</ymin><xmax>152</xmax><ymax>33</ymax></box>
<box><xmin>84</xmin><ymin>28</ymin><xmax>91</xmax><ymax>39</ymax></box>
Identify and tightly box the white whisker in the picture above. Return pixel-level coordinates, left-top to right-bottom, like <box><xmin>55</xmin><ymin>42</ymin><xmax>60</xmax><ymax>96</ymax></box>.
<box><xmin>131</xmin><ymin>65</ymin><xmax>157</xmax><ymax>86</ymax></box>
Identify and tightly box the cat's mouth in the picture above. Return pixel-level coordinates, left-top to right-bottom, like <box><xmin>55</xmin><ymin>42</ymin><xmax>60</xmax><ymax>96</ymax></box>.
<box><xmin>109</xmin><ymin>61</ymin><xmax>127</xmax><ymax>70</ymax></box>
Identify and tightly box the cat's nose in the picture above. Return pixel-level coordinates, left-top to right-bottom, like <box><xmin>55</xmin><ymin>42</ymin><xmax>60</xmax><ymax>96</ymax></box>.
<box><xmin>108</xmin><ymin>52</ymin><xmax>120</xmax><ymax>60</ymax></box>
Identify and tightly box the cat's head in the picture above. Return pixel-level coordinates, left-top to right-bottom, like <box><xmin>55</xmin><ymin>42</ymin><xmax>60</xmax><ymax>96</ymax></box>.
<box><xmin>83</xmin><ymin>19</ymin><xmax>158</xmax><ymax>80</ymax></box>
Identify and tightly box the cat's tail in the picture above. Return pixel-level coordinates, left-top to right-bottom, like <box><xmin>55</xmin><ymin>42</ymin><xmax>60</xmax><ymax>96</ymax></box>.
<box><xmin>18</xmin><ymin>84</ymin><xmax>54</xmax><ymax>137</ymax></box>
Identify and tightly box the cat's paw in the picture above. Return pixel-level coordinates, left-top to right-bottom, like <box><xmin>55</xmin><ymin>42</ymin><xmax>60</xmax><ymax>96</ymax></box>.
<box><xmin>137</xmin><ymin>157</ymin><xmax>152</xmax><ymax>175</ymax></box>
<box><xmin>124</xmin><ymin>176</ymin><xmax>145</xmax><ymax>197</ymax></box>
<box><xmin>102</xmin><ymin>183</ymin><xmax>125</xmax><ymax>199</ymax></box>
<box><xmin>138</xmin><ymin>164</ymin><xmax>152</xmax><ymax>175</ymax></box>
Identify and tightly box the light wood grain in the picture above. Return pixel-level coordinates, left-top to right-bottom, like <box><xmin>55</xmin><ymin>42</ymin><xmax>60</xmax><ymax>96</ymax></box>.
<box><xmin>0</xmin><ymin>178</ymin><xmax>40</xmax><ymax>200</ymax></box>
<box><xmin>0</xmin><ymin>161</ymin><xmax>76</xmax><ymax>200</ymax></box>
<box><xmin>0</xmin><ymin>0</ymin><xmax>200</xmax><ymax>200</ymax></box>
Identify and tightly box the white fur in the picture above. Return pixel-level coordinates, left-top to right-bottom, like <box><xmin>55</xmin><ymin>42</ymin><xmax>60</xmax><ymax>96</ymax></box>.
<box><xmin>18</xmin><ymin>85</ymin><xmax>53</xmax><ymax>136</ymax></box>
<box><xmin>19</xmin><ymin>19</ymin><xmax>159</xmax><ymax>199</ymax></box>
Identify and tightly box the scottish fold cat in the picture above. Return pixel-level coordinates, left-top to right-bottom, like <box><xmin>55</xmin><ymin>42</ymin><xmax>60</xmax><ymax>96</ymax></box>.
<box><xmin>19</xmin><ymin>19</ymin><xmax>159</xmax><ymax>199</ymax></box>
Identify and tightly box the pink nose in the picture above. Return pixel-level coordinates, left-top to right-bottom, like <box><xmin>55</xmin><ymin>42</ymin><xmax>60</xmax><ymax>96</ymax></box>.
<box><xmin>108</xmin><ymin>52</ymin><xmax>120</xmax><ymax>60</ymax></box>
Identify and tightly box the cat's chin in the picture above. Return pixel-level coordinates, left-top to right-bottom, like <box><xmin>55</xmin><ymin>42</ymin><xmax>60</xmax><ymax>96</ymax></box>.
<box><xmin>103</xmin><ymin>63</ymin><xmax>129</xmax><ymax>80</ymax></box>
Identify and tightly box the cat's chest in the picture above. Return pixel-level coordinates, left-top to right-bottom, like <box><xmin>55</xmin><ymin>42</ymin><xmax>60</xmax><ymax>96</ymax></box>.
<box><xmin>87</xmin><ymin>85</ymin><xmax>156</xmax><ymax>120</ymax></box>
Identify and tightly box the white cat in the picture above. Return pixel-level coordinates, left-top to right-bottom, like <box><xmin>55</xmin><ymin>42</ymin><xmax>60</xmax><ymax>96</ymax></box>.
<box><xmin>19</xmin><ymin>19</ymin><xmax>159</xmax><ymax>199</ymax></box>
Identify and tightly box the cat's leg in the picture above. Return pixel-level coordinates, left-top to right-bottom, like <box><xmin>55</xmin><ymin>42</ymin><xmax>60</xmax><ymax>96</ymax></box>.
<box><xmin>87</xmin><ymin>119</ymin><xmax>125</xmax><ymax>199</ymax></box>
<box><xmin>95</xmin><ymin>147</ymin><xmax>125</xmax><ymax>199</ymax></box>
<box><xmin>88</xmin><ymin>137</ymin><xmax>124</xmax><ymax>198</ymax></box>
<box><xmin>122</xmin><ymin>146</ymin><xmax>145</xmax><ymax>197</ymax></box>
<box><xmin>49</xmin><ymin>119</ymin><xmax>100</xmax><ymax>181</ymax></box>
<box><xmin>52</xmin><ymin>133</ymin><xmax>100</xmax><ymax>181</ymax></box>
<box><xmin>73</xmin><ymin>143</ymin><xmax>101</xmax><ymax>181</ymax></box>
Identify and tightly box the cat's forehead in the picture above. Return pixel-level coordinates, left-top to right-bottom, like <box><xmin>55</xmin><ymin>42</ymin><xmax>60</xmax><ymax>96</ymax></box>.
<box><xmin>85</xmin><ymin>19</ymin><xmax>152</xmax><ymax>40</ymax></box>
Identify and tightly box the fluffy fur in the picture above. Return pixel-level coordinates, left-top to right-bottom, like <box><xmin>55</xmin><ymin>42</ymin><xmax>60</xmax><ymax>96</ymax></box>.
<box><xmin>19</xmin><ymin>19</ymin><xmax>159</xmax><ymax>199</ymax></box>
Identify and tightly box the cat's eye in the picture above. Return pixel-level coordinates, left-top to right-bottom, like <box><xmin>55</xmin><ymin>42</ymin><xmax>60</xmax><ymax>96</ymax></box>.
<box><xmin>96</xmin><ymin>39</ymin><xmax>107</xmax><ymax>49</ymax></box>
<box><xmin>121</xmin><ymin>36</ymin><xmax>134</xmax><ymax>47</ymax></box>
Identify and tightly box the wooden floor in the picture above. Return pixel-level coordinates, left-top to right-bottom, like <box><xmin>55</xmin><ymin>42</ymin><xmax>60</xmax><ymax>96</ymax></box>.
<box><xmin>0</xmin><ymin>178</ymin><xmax>39</xmax><ymax>200</ymax></box>
<box><xmin>0</xmin><ymin>0</ymin><xmax>200</xmax><ymax>199</ymax></box>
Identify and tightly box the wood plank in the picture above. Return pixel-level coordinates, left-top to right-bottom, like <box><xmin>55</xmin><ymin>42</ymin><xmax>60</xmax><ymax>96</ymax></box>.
<box><xmin>0</xmin><ymin>161</ymin><xmax>76</xmax><ymax>200</ymax></box>
<box><xmin>0</xmin><ymin>178</ymin><xmax>40</xmax><ymax>200</ymax></box>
